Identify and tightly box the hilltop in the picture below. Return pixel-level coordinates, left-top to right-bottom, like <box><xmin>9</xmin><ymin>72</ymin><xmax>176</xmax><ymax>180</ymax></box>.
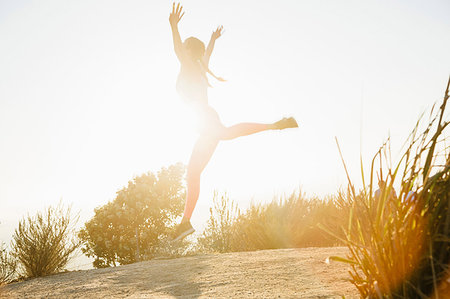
<box><xmin>1</xmin><ymin>247</ymin><xmax>357</xmax><ymax>298</ymax></box>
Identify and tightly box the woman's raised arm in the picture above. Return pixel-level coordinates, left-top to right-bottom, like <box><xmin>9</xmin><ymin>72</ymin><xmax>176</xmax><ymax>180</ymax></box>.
<box><xmin>169</xmin><ymin>3</ymin><xmax>185</xmax><ymax>62</ymax></box>
<box><xmin>204</xmin><ymin>25</ymin><xmax>223</xmax><ymax>67</ymax></box>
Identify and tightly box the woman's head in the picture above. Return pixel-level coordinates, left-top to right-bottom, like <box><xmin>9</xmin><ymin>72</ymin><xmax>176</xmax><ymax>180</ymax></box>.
<box><xmin>183</xmin><ymin>37</ymin><xmax>205</xmax><ymax>60</ymax></box>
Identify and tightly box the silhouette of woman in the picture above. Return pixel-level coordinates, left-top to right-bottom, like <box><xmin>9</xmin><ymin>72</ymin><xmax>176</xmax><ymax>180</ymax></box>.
<box><xmin>170</xmin><ymin>3</ymin><xmax>298</xmax><ymax>241</ymax></box>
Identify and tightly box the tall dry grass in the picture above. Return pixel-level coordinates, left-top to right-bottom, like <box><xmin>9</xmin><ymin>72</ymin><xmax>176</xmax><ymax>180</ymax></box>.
<box><xmin>197</xmin><ymin>191</ymin><xmax>344</xmax><ymax>253</ymax></box>
<box><xmin>327</xmin><ymin>77</ymin><xmax>450</xmax><ymax>298</ymax></box>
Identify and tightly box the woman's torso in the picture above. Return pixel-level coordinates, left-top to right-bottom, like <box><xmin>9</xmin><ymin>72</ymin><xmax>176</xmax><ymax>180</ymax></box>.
<box><xmin>176</xmin><ymin>59</ymin><xmax>209</xmax><ymax>104</ymax></box>
<box><xmin>176</xmin><ymin>58</ymin><xmax>225</xmax><ymax>135</ymax></box>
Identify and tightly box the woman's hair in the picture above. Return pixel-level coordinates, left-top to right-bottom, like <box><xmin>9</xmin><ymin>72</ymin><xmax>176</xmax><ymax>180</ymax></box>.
<box><xmin>183</xmin><ymin>36</ymin><xmax>225</xmax><ymax>84</ymax></box>
<box><xmin>183</xmin><ymin>37</ymin><xmax>205</xmax><ymax>61</ymax></box>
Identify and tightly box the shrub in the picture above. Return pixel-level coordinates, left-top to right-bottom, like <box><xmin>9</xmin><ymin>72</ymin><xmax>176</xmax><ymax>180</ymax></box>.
<box><xmin>78</xmin><ymin>163</ymin><xmax>186</xmax><ymax>268</ymax></box>
<box><xmin>11</xmin><ymin>204</ymin><xmax>79</xmax><ymax>278</ymax></box>
<box><xmin>0</xmin><ymin>242</ymin><xmax>16</xmax><ymax>284</ymax></box>
<box><xmin>197</xmin><ymin>192</ymin><xmax>344</xmax><ymax>253</ymax></box>
<box><xmin>197</xmin><ymin>192</ymin><xmax>239</xmax><ymax>253</ymax></box>
<box><xmin>231</xmin><ymin>193</ymin><xmax>342</xmax><ymax>251</ymax></box>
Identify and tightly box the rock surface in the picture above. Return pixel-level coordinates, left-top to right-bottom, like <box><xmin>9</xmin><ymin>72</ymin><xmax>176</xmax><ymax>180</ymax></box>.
<box><xmin>1</xmin><ymin>247</ymin><xmax>358</xmax><ymax>298</ymax></box>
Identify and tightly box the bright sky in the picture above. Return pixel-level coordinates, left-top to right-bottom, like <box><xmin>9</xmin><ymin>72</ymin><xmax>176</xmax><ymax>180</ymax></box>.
<box><xmin>1</xmin><ymin>0</ymin><xmax>449</xmax><ymax>250</ymax></box>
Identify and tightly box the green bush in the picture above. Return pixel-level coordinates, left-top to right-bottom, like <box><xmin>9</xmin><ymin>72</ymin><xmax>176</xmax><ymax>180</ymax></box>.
<box><xmin>78</xmin><ymin>163</ymin><xmax>186</xmax><ymax>268</ymax></box>
<box><xmin>12</xmin><ymin>204</ymin><xmax>79</xmax><ymax>278</ymax></box>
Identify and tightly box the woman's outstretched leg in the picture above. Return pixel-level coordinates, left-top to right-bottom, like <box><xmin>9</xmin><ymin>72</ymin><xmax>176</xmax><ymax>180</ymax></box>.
<box><xmin>221</xmin><ymin>123</ymin><xmax>273</xmax><ymax>140</ymax></box>
<box><xmin>221</xmin><ymin>117</ymin><xmax>298</xmax><ymax>140</ymax></box>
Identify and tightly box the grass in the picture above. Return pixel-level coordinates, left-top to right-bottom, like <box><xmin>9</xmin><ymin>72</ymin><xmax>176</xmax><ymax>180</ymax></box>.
<box><xmin>328</xmin><ymin>77</ymin><xmax>450</xmax><ymax>298</ymax></box>
<box><xmin>196</xmin><ymin>191</ymin><xmax>345</xmax><ymax>253</ymax></box>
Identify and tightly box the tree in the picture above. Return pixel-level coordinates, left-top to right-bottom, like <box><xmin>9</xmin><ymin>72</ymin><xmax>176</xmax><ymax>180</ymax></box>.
<box><xmin>79</xmin><ymin>163</ymin><xmax>186</xmax><ymax>268</ymax></box>
<box><xmin>12</xmin><ymin>204</ymin><xmax>79</xmax><ymax>278</ymax></box>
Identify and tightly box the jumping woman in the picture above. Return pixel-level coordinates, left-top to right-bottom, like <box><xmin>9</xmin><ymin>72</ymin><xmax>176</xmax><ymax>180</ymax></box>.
<box><xmin>170</xmin><ymin>3</ymin><xmax>298</xmax><ymax>241</ymax></box>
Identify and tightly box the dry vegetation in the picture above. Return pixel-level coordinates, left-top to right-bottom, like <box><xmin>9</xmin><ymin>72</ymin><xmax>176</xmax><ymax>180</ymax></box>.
<box><xmin>196</xmin><ymin>192</ymin><xmax>344</xmax><ymax>254</ymax></box>
<box><xmin>327</xmin><ymin>78</ymin><xmax>450</xmax><ymax>298</ymax></box>
<box><xmin>11</xmin><ymin>204</ymin><xmax>79</xmax><ymax>280</ymax></box>
<box><xmin>0</xmin><ymin>243</ymin><xmax>16</xmax><ymax>285</ymax></box>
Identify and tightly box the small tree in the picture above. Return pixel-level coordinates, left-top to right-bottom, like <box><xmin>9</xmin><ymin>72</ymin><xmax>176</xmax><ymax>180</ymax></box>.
<box><xmin>0</xmin><ymin>242</ymin><xmax>16</xmax><ymax>284</ymax></box>
<box><xmin>78</xmin><ymin>163</ymin><xmax>186</xmax><ymax>268</ymax></box>
<box><xmin>12</xmin><ymin>204</ymin><xmax>79</xmax><ymax>278</ymax></box>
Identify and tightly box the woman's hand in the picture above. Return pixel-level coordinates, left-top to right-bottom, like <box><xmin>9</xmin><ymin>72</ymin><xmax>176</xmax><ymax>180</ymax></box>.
<box><xmin>211</xmin><ymin>25</ymin><xmax>224</xmax><ymax>41</ymax></box>
<box><xmin>169</xmin><ymin>2</ymin><xmax>185</xmax><ymax>27</ymax></box>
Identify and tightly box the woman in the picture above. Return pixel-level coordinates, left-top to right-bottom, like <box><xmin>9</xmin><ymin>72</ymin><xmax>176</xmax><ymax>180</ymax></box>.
<box><xmin>169</xmin><ymin>3</ymin><xmax>298</xmax><ymax>241</ymax></box>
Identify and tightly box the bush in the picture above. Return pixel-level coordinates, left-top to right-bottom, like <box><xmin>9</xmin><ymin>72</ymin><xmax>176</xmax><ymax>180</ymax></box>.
<box><xmin>197</xmin><ymin>192</ymin><xmax>344</xmax><ymax>253</ymax></box>
<box><xmin>12</xmin><ymin>204</ymin><xmax>79</xmax><ymax>278</ymax></box>
<box><xmin>197</xmin><ymin>192</ymin><xmax>239</xmax><ymax>253</ymax></box>
<box><xmin>0</xmin><ymin>242</ymin><xmax>16</xmax><ymax>284</ymax></box>
<box><xmin>78</xmin><ymin>163</ymin><xmax>186</xmax><ymax>268</ymax></box>
<box><xmin>330</xmin><ymin>78</ymin><xmax>450</xmax><ymax>297</ymax></box>
<box><xmin>233</xmin><ymin>193</ymin><xmax>342</xmax><ymax>251</ymax></box>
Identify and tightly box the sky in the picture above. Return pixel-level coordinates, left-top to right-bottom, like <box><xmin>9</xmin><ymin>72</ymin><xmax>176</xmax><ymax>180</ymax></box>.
<box><xmin>1</xmin><ymin>0</ymin><xmax>449</xmax><ymax>264</ymax></box>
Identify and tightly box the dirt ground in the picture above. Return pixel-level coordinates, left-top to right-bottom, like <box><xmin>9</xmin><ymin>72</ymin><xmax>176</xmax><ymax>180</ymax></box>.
<box><xmin>1</xmin><ymin>247</ymin><xmax>359</xmax><ymax>298</ymax></box>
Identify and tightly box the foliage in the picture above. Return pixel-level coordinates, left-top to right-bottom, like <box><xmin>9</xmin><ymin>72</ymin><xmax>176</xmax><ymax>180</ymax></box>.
<box><xmin>78</xmin><ymin>163</ymin><xmax>186</xmax><ymax>268</ymax></box>
<box><xmin>11</xmin><ymin>204</ymin><xmax>79</xmax><ymax>278</ymax></box>
<box><xmin>407</xmin><ymin>163</ymin><xmax>450</xmax><ymax>298</ymax></box>
<box><xmin>0</xmin><ymin>242</ymin><xmax>16</xmax><ymax>284</ymax></box>
<box><xmin>196</xmin><ymin>192</ymin><xmax>239</xmax><ymax>253</ymax></box>
<box><xmin>197</xmin><ymin>192</ymin><xmax>343</xmax><ymax>253</ymax></box>
<box><xmin>330</xmin><ymin>77</ymin><xmax>450</xmax><ymax>298</ymax></box>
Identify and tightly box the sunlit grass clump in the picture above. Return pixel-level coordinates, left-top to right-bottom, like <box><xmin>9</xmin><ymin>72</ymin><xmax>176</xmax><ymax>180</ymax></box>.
<box><xmin>329</xmin><ymin>78</ymin><xmax>450</xmax><ymax>298</ymax></box>
<box><xmin>196</xmin><ymin>191</ymin><xmax>344</xmax><ymax>253</ymax></box>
